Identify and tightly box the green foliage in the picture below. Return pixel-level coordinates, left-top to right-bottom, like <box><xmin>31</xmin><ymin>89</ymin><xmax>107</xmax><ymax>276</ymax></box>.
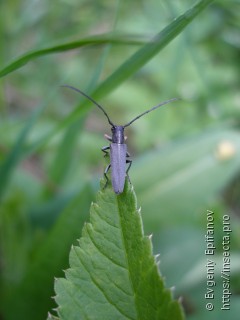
<box><xmin>51</xmin><ymin>181</ymin><xmax>184</xmax><ymax>320</ymax></box>
<box><xmin>0</xmin><ymin>0</ymin><xmax>214</xmax><ymax>152</ymax></box>
<box><xmin>0</xmin><ymin>35</ymin><xmax>145</xmax><ymax>78</ymax></box>
<box><xmin>1</xmin><ymin>0</ymin><xmax>240</xmax><ymax>320</ymax></box>
<box><xmin>133</xmin><ymin>128</ymin><xmax>240</xmax><ymax>229</ymax></box>
<box><xmin>0</xmin><ymin>102</ymin><xmax>46</xmax><ymax>199</ymax></box>
<box><xmin>1</xmin><ymin>185</ymin><xmax>93</xmax><ymax>320</ymax></box>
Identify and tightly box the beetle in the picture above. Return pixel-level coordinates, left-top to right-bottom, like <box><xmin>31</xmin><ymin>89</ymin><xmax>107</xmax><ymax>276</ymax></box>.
<box><xmin>63</xmin><ymin>85</ymin><xmax>177</xmax><ymax>194</ymax></box>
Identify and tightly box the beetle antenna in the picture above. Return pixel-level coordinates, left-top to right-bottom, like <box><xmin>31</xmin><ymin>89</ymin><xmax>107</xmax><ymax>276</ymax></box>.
<box><xmin>62</xmin><ymin>85</ymin><xmax>115</xmax><ymax>126</ymax></box>
<box><xmin>124</xmin><ymin>98</ymin><xmax>179</xmax><ymax>128</ymax></box>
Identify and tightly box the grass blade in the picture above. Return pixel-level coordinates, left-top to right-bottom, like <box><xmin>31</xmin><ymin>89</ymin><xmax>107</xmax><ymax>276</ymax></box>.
<box><xmin>0</xmin><ymin>105</ymin><xmax>44</xmax><ymax>199</ymax></box>
<box><xmin>91</xmin><ymin>0</ymin><xmax>215</xmax><ymax>99</ymax></box>
<box><xmin>0</xmin><ymin>34</ymin><xmax>144</xmax><ymax>78</ymax></box>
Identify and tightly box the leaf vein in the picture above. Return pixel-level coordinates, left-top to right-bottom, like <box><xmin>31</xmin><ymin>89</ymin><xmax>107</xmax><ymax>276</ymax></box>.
<box><xmin>60</xmin><ymin>280</ymin><xmax>91</xmax><ymax>320</ymax></box>
<box><xmin>74</xmin><ymin>246</ymin><xmax>135</xmax><ymax>320</ymax></box>
<box><xmin>86</xmin><ymin>226</ymin><xmax>127</xmax><ymax>269</ymax></box>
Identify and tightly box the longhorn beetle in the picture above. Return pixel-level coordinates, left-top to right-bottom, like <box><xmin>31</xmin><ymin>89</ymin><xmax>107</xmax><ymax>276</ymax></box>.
<box><xmin>63</xmin><ymin>85</ymin><xmax>178</xmax><ymax>194</ymax></box>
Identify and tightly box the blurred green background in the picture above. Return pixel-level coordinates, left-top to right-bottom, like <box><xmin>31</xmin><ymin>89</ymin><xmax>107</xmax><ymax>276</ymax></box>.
<box><xmin>0</xmin><ymin>0</ymin><xmax>240</xmax><ymax>319</ymax></box>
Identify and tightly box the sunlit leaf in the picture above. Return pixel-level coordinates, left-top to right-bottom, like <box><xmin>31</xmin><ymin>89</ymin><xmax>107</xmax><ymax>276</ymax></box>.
<box><xmin>52</xmin><ymin>181</ymin><xmax>184</xmax><ymax>320</ymax></box>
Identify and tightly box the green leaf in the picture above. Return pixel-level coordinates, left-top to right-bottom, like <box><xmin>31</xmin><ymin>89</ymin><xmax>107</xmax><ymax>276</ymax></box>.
<box><xmin>52</xmin><ymin>181</ymin><xmax>184</xmax><ymax>320</ymax></box>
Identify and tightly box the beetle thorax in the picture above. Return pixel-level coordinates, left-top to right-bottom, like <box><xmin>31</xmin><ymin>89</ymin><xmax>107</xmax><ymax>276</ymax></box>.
<box><xmin>111</xmin><ymin>126</ymin><xmax>125</xmax><ymax>144</ymax></box>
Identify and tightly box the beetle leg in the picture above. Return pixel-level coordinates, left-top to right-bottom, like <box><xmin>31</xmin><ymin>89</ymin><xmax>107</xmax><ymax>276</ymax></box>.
<box><xmin>103</xmin><ymin>164</ymin><xmax>111</xmax><ymax>189</ymax></box>
<box><xmin>101</xmin><ymin>146</ymin><xmax>110</xmax><ymax>157</ymax></box>
<box><xmin>104</xmin><ymin>134</ymin><xmax>112</xmax><ymax>142</ymax></box>
<box><xmin>126</xmin><ymin>151</ymin><xmax>130</xmax><ymax>157</ymax></box>
<box><xmin>126</xmin><ymin>159</ymin><xmax>132</xmax><ymax>184</ymax></box>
